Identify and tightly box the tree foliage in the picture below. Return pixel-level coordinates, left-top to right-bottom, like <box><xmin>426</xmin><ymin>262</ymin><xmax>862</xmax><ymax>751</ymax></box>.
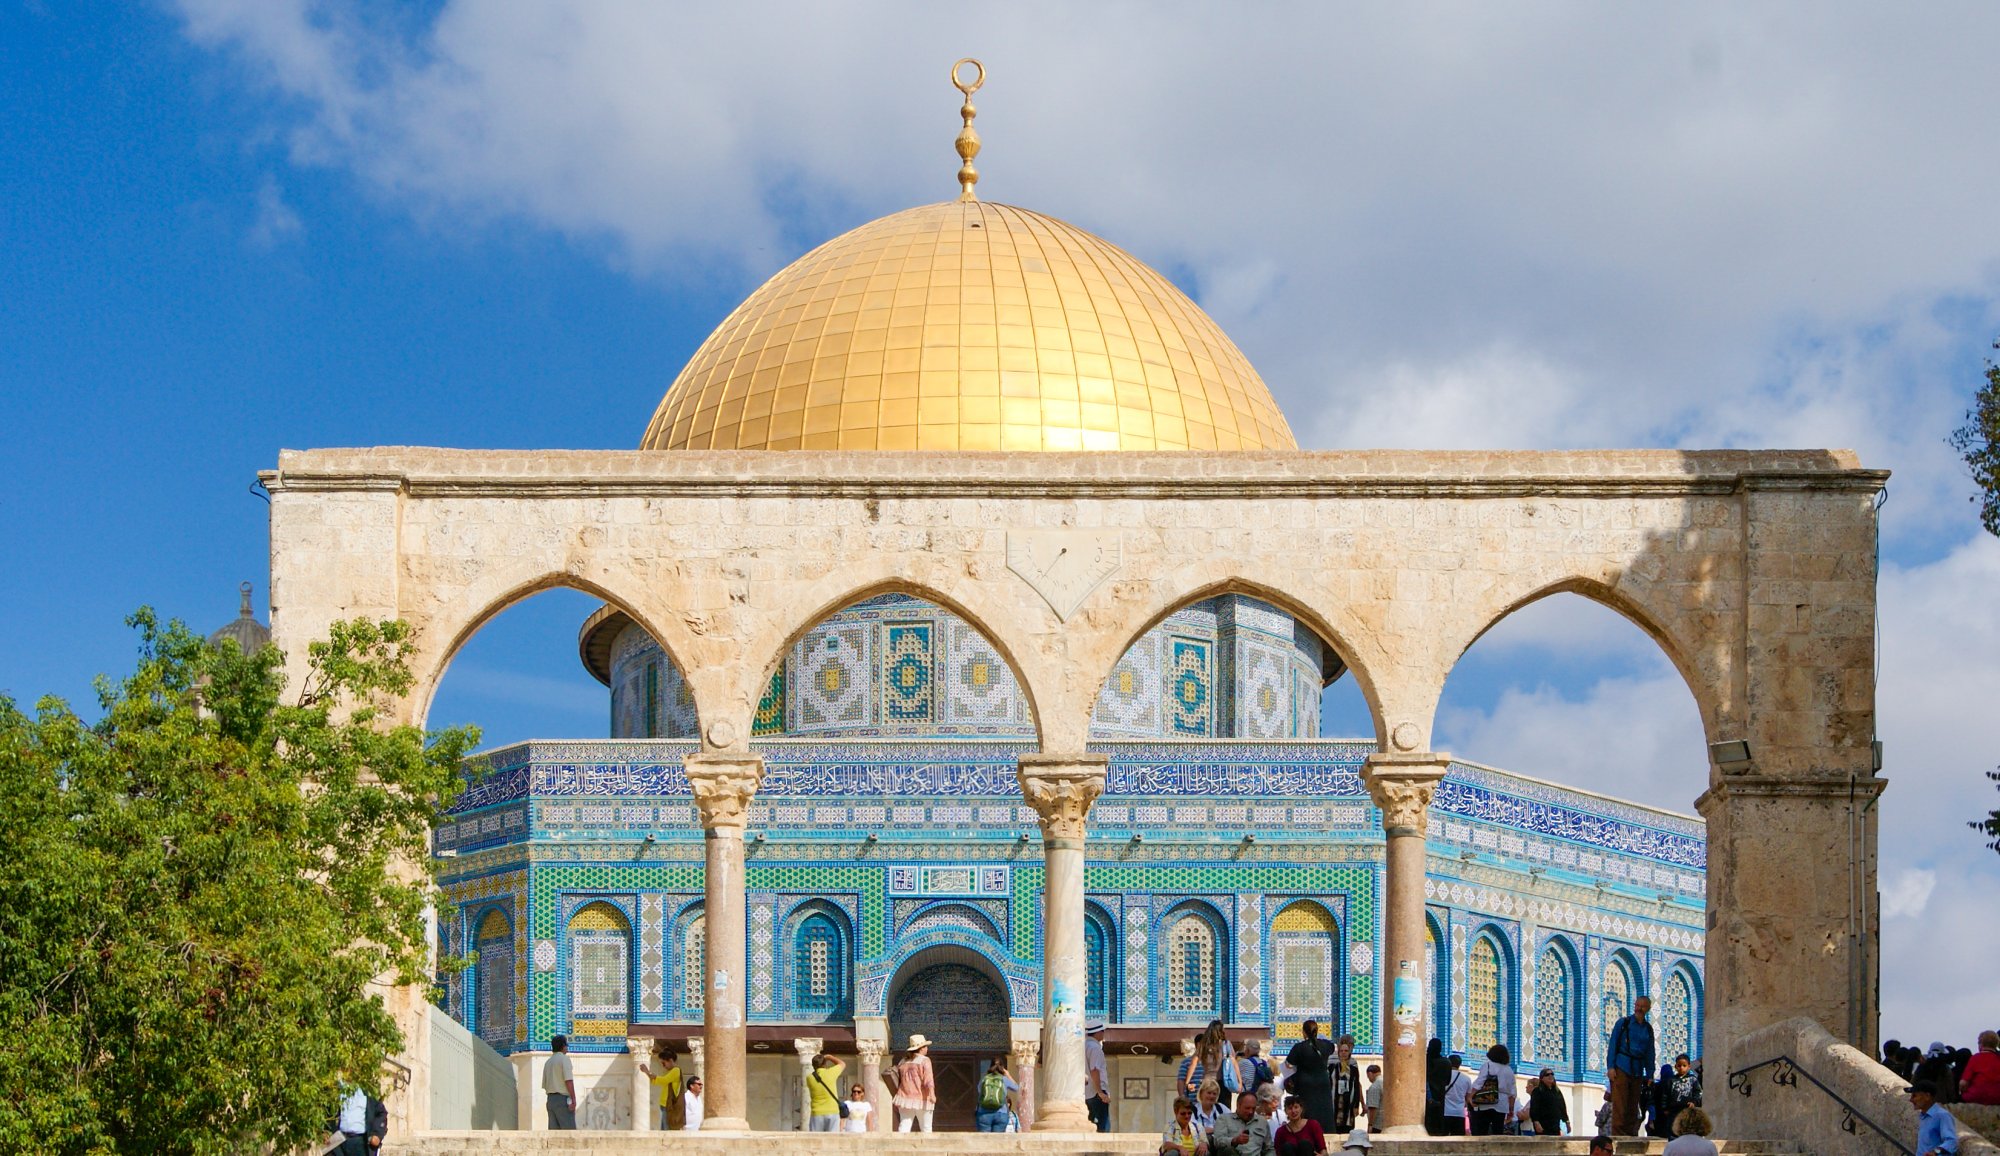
<box><xmin>1975</xmin><ymin>769</ymin><xmax>2000</xmax><ymax>856</ymax></box>
<box><xmin>0</xmin><ymin>612</ymin><xmax>476</xmax><ymax>1155</ymax></box>
<box><xmin>1951</xmin><ymin>342</ymin><xmax>2000</xmax><ymax>537</ymax></box>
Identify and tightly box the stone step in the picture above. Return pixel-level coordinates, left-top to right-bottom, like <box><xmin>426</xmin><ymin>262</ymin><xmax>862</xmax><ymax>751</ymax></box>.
<box><xmin>395</xmin><ymin>1132</ymin><xmax>1803</xmax><ymax>1156</ymax></box>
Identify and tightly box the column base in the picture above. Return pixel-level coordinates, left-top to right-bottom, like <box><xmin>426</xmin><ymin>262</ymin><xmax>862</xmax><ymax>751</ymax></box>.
<box><xmin>1382</xmin><ymin>1124</ymin><xmax>1428</xmax><ymax>1137</ymax></box>
<box><xmin>700</xmin><ymin>1117</ymin><xmax>752</xmax><ymax>1132</ymax></box>
<box><xmin>1030</xmin><ymin>1098</ymin><xmax>1095</xmax><ymax>1133</ymax></box>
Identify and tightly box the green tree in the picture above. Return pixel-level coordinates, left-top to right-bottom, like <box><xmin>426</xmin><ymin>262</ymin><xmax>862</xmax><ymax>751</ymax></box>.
<box><xmin>0</xmin><ymin>612</ymin><xmax>476</xmax><ymax>1155</ymax></box>
<box><xmin>1955</xmin><ymin>347</ymin><xmax>2000</xmax><ymax>855</ymax></box>
<box><xmin>1951</xmin><ymin>342</ymin><xmax>2000</xmax><ymax>537</ymax></box>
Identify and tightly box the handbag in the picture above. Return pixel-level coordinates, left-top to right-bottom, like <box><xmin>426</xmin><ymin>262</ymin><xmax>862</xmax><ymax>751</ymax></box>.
<box><xmin>1221</xmin><ymin>1045</ymin><xmax>1244</xmax><ymax>1094</ymax></box>
<box><xmin>812</xmin><ymin>1068</ymin><xmax>850</xmax><ymax>1119</ymax></box>
<box><xmin>1469</xmin><ymin>1074</ymin><xmax>1501</xmax><ymax>1111</ymax></box>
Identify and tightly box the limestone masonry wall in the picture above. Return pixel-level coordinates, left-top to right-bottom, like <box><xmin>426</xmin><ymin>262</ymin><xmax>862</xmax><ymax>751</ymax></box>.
<box><xmin>263</xmin><ymin>446</ymin><xmax>1887</xmax><ymax>1133</ymax></box>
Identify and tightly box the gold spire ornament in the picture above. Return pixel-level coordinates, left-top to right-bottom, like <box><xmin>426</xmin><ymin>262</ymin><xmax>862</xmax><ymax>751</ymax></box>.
<box><xmin>952</xmin><ymin>57</ymin><xmax>984</xmax><ymax>201</ymax></box>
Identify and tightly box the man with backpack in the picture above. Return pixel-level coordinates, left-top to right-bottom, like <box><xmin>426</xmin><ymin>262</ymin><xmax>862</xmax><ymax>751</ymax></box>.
<box><xmin>975</xmin><ymin>1056</ymin><xmax>1022</xmax><ymax>1132</ymax></box>
<box><xmin>1607</xmin><ymin>996</ymin><xmax>1657</xmax><ymax>1136</ymax></box>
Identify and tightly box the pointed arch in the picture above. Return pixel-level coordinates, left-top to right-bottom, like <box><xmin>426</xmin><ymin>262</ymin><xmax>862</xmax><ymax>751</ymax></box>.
<box><xmin>472</xmin><ymin>906</ymin><xmax>516</xmax><ymax>1049</ymax></box>
<box><xmin>1088</xmin><ymin>582</ymin><xmax>1377</xmax><ymax>743</ymax></box>
<box><xmin>1271</xmin><ymin>899</ymin><xmax>1342</xmax><ymax>1031</ymax></box>
<box><xmin>673</xmin><ymin>901</ymin><xmax>707</xmax><ymax>1019</ymax></box>
<box><xmin>1659</xmin><ymin>961</ymin><xmax>1702</xmax><ymax>1061</ymax></box>
<box><xmin>1602</xmin><ymin>948</ymin><xmax>1644</xmax><ymax>1041</ymax></box>
<box><xmin>1085</xmin><ymin>900</ymin><xmax>1118</xmax><ymax>1022</ymax></box>
<box><xmin>1444</xmin><ymin>575</ymin><xmax>1725</xmax><ymax>748</ymax></box>
<box><xmin>743</xmin><ymin>575</ymin><xmax>1048</xmax><ymax>740</ymax></box>
<box><xmin>412</xmin><ymin>571</ymin><xmax>702</xmax><ymax>734</ymax></box>
<box><xmin>1467</xmin><ymin>926</ymin><xmax>1516</xmax><ymax>1056</ymax></box>
<box><xmin>744</xmin><ymin>581</ymin><xmax>1044</xmax><ymax>741</ymax></box>
<box><xmin>1425</xmin><ymin>910</ymin><xmax>1449</xmax><ymax>1046</ymax></box>
<box><xmin>1160</xmin><ymin>900</ymin><xmax>1228</xmax><ymax>1020</ymax></box>
<box><xmin>1533</xmin><ymin>936</ymin><xmax>1582</xmax><ymax>1077</ymax></box>
<box><xmin>786</xmin><ymin>900</ymin><xmax>852</xmax><ymax>1020</ymax></box>
<box><xmin>566</xmin><ymin>901</ymin><xmax>632</xmax><ymax>1037</ymax></box>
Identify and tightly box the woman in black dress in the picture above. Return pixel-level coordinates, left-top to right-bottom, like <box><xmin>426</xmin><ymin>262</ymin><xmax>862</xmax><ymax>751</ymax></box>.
<box><xmin>1283</xmin><ymin>1019</ymin><xmax>1338</xmax><ymax>1134</ymax></box>
<box><xmin>1424</xmin><ymin>1037</ymin><xmax>1450</xmax><ymax>1135</ymax></box>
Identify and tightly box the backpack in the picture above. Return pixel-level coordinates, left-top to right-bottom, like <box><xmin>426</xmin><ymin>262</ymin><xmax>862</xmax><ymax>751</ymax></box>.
<box><xmin>979</xmin><ymin>1071</ymin><xmax>1008</xmax><ymax>1111</ymax></box>
<box><xmin>1220</xmin><ymin>1045</ymin><xmax>1243</xmax><ymax>1094</ymax></box>
<box><xmin>1470</xmin><ymin>1073</ymin><xmax>1501</xmax><ymax>1111</ymax></box>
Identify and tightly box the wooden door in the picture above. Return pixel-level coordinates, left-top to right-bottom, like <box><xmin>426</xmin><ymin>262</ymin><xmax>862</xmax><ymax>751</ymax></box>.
<box><xmin>932</xmin><ymin>1057</ymin><xmax>981</xmax><ymax>1131</ymax></box>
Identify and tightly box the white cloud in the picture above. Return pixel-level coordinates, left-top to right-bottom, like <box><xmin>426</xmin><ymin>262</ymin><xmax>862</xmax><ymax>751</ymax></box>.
<box><xmin>1437</xmin><ymin>670</ymin><xmax>1706</xmax><ymax>813</ymax></box>
<box><xmin>171</xmin><ymin>0</ymin><xmax>2000</xmax><ymax>1043</ymax></box>
<box><xmin>247</xmin><ymin>174</ymin><xmax>302</xmax><ymax>248</ymax></box>
<box><xmin>169</xmin><ymin>2</ymin><xmax>2000</xmax><ymax>539</ymax></box>
<box><xmin>1879</xmin><ymin>868</ymin><xmax>1936</xmax><ymax>921</ymax></box>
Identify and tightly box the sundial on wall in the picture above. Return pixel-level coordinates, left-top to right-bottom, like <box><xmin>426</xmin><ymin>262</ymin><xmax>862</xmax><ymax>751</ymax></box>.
<box><xmin>1006</xmin><ymin>530</ymin><xmax>1121</xmax><ymax>621</ymax></box>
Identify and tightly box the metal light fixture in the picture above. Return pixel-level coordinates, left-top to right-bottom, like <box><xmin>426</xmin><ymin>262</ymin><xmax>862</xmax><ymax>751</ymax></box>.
<box><xmin>1709</xmin><ymin>740</ymin><xmax>1753</xmax><ymax>772</ymax></box>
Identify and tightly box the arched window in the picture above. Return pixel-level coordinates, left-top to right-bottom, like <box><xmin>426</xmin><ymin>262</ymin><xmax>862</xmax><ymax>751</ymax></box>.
<box><xmin>682</xmin><ymin>913</ymin><xmax>707</xmax><ymax>1014</ymax></box>
<box><xmin>793</xmin><ymin>911</ymin><xmax>846</xmax><ymax>1016</ymax></box>
<box><xmin>1469</xmin><ymin>934</ymin><xmax>1507</xmax><ymax>1054</ymax></box>
<box><xmin>1273</xmin><ymin>901</ymin><xmax>1339</xmax><ymax>1027</ymax></box>
<box><xmin>1534</xmin><ymin>945</ymin><xmax>1572</xmax><ymax>1069</ymax></box>
<box><xmin>1425</xmin><ymin>916</ymin><xmax>1445</xmax><ymax>1044</ymax></box>
<box><xmin>475</xmin><ymin>909</ymin><xmax>515</xmax><ymax>1048</ymax></box>
<box><xmin>1166</xmin><ymin>912</ymin><xmax>1221</xmax><ymax>1015</ymax></box>
<box><xmin>568</xmin><ymin>902</ymin><xmax>631</xmax><ymax>1032</ymax></box>
<box><xmin>1602</xmin><ymin>953</ymin><xmax>1637</xmax><ymax>1036</ymax></box>
<box><xmin>1085</xmin><ymin>908</ymin><xmax>1115</xmax><ymax>1020</ymax></box>
<box><xmin>1660</xmin><ymin>966</ymin><xmax>1698</xmax><ymax>1061</ymax></box>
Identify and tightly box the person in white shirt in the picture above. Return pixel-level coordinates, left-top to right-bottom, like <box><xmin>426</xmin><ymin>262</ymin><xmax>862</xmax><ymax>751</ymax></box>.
<box><xmin>1087</xmin><ymin>1023</ymin><xmax>1113</xmax><ymax>1132</ymax></box>
<box><xmin>844</xmin><ymin>1081</ymin><xmax>873</xmax><ymax>1133</ymax></box>
<box><xmin>542</xmin><ymin>1035</ymin><xmax>577</xmax><ymax>1130</ymax></box>
<box><xmin>1466</xmin><ymin>1045</ymin><xmax>1518</xmax><ymax>1136</ymax></box>
<box><xmin>1439</xmin><ymin>1056</ymin><xmax>1472</xmax><ymax>1135</ymax></box>
<box><xmin>1361</xmin><ymin>1064</ymin><xmax>1383</xmax><ymax>1133</ymax></box>
<box><xmin>683</xmin><ymin>1075</ymin><xmax>705</xmax><ymax>1131</ymax></box>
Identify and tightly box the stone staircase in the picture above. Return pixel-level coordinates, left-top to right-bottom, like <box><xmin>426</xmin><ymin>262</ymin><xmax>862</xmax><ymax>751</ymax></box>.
<box><xmin>395</xmin><ymin>1133</ymin><xmax>1805</xmax><ymax>1156</ymax></box>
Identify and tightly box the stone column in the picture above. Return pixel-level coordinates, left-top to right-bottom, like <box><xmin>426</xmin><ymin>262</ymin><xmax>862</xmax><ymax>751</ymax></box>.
<box><xmin>1363</xmin><ymin>752</ymin><xmax>1448</xmax><ymax>1137</ymax></box>
<box><xmin>1010</xmin><ymin>1037</ymin><xmax>1041</xmax><ymax>1130</ymax></box>
<box><xmin>794</xmin><ymin>1037</ymin><xmax>823</xmax><ymax>1131</ymax></box>
<box><xmin>627</xmin><ymin>1037</ymin><xmax>656</xmax><ymax>1132</ymax></box>
<box><xmin>688</xmin><ymin>1036</ymin><xmax>706</xmax><ymax>1082</ymax></box>
<box><xmin>1018</xmin><ymin>753</ymin><xmax>1107</xmax><ymax>1134</ymax></box>
<box><xmin>686</xmin><ymin>752</ymin><xmax>764</xmax><ymax>1132</ymax></box>
<box><xmin>855</xmin><ymin>1038</ymin><xmax>890</xmax><ymax>1132</ymax></box>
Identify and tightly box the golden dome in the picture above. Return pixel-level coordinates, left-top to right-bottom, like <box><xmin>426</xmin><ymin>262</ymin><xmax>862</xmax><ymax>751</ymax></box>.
<box><xmin>641</xmin><ymin>200</ymin><xmax>1297</xmax><ymax>451</ymax></box>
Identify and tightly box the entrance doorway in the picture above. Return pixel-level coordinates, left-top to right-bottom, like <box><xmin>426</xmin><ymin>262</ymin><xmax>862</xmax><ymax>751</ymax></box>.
<box><xmin>888</xmin><ymin>951</ymin><xmax>1012</xmax><ymax>1131</ymax></box>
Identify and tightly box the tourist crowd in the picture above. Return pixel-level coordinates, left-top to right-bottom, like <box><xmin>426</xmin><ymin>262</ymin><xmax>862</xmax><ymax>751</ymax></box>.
<box><xmin>529</xmin><ymin>1009</ymin><xmax>2000</xmax><ymax>1143</ymax></box>
<box><xmin>1882</xmin><ymin>1032</ymin><xmax>2000</xmax><ymax>1107</ymax></box>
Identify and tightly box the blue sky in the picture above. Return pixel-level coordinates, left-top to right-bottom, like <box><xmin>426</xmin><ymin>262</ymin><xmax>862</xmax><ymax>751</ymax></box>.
<box><xmin>3</xmin><ymin>2</ymin><xmax>1996</xmax><ymax>1045</ymax></box>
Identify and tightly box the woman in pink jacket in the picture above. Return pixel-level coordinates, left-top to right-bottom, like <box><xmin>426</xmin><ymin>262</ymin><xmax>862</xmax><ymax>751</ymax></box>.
<box><xmin>893</xmin><ymin>1035</ymin><xmax>937</xmax><ymax>1131</ymax></box>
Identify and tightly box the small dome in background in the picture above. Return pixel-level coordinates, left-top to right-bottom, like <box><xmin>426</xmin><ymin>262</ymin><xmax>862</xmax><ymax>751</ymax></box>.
<box><xmin>208</xmin><ymin>582</ymin><xmax>271</xmax><ymax>653</ymax></box>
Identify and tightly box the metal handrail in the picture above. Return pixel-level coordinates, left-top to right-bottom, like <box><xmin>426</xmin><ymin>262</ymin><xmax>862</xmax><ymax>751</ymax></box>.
<box><xmin>1728</xmin><ymin>1055</ymin><xmax>1913</xmax><ymax>1156</ymax></box>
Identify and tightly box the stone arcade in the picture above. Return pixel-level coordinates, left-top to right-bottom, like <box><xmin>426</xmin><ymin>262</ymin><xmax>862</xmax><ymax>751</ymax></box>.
<box><xmin>259</xmin><ymin>61</ymin><xmax>1886</xmax><ymax>1142</ymax></box>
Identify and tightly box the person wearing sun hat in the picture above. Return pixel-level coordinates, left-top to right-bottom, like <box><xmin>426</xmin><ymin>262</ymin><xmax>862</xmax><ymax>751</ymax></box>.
<box><xmin>893</xmin><ymin>1035</ymin><xmax>937</xmax><ymax>1131</ymax></box>
<box><xmin>1087</xmin><ymin>1023</ymin><xmax>1112</xmax><ymax>1132</ymax></box>
<box><xmin>1339</xmin><ymin>1126</ymin><xmax>1373</xmax><ymax>1152</ymax></box>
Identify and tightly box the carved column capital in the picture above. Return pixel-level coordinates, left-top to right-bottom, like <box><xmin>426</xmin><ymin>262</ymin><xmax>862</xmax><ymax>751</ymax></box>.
<box><xmin>626</xmin><ymin>1037</ymin><xmax>655</xmax><ymax>1059</ymax></box>
<box><xmin>1009</xmin><ymin>1038</ymin><xmax>1040</xmax><ymax>1067</ymax></box>
<box><xmin>1018</xmin><ymin>754</ymin><xmax>1108</xmax><ymax>842</ymax></box>
<box><xmin>1362</xmin><ymin>752</ymin><xmax>1449</xmax><ymax>837</ymax></box>
<box><xmin>685</xmin><ymin>752</ymin><xmax>764</xmax><ymax>832</ymax></box>
<box><xmin>855</xmin><ymin>1039</ymin><xmax>889</xmax><ymax>1065</ymax></box>
<box><xmin>794</xmin><ymin>1036</ymin><xmax>823</xmax><ymax>1059</ymax></box>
